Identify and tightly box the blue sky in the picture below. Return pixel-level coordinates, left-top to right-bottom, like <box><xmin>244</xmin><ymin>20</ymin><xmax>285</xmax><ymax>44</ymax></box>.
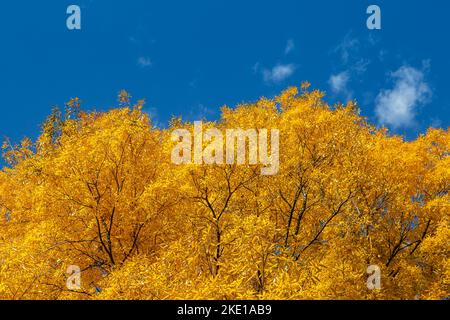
<box><xmin>0</xmin><ymin>0</ymin><xmax>448</xmax><ymax>145</ymax></box>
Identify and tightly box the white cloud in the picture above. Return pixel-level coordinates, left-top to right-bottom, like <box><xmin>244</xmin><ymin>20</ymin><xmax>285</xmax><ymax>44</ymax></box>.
<box><xmin>263</xmin><ymin>64</ymin><xmax>296</xmax><ymax>84</ymax></box>
<box><xmin>137</xmin><ymin>56</ymin><xmax>152</xmax><ymax>68</ymax></box>
<box><xmin>285</xmin><ymin>39</ymin><xmax>295</xmax><ymax>55</ymax></box>
<box><xmin>329</xmin><ymin>71</ymin><xmax>350</xmax><ymax>94</ymax></box>
<box><xmin>328</xmin><ymin>71</ymin><xmax>353</xmax><ymax>101</ymax></box>
<box><xmin>375</xmin><ymin>65</ymin><xmax>432</xmax><ymax>129</ymax></box>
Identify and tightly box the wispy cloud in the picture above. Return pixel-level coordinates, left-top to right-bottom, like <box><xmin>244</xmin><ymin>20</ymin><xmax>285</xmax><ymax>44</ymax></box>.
<box><xmin>137</xmin><ymin>56</ymin><xmax>152</xmax><ymax>68</ymax></box>
<box><xmin>353</xmin><ymin>58</ymin><xmax>370</xmax><ymax>75</ymax></box>
<box><xmin>430</xmin><ymin>117</ymin><xmax>442</xmax><ymax>128</ymax></box>
<box><xmin>189</xmin><ymin>78</ymin><xmax>198</xmax><ymax>88</ymax></box>
<box><xmin>332</xmin><ymin>33</ymin><xmax>375</xmax><ymax>74</ymax></box>
<box><xmin>334</xmin><ymin>33</ymin><xmax>360</xmax><ymax>65</ymax></box>
<box><xmin>129</xmin><ymin>36</ymin><xmax>140</xmax><ymax>45</ymax></box>
<box><xmin>327</xmin><ymin>33</ymin><xmax>376</xmax><ymax>103</ymax></box>
<box><xmin>285</xmin><ymin>39</ymin><xmax>295</xmax><ymax>55</ymax></box>
<box><xmin>262</xmin><ymin>64</ymin><xmax>296</xmax><ymax>84</ymax></box>
<box><xmin>254</xmin><ymin>41</ymin><xmax>296</xmax><ymax>84</ymax></box>
<box><xmin>328</xmin><ymin>71</ymin><xmax>352</xmax><ymax>100</ymax></box>
<box><xmin>375</xmin><ymin>65</ymin><xmax>432</xmax><ymax>129</ymax></box>
<box><xmin>252</xmin><ymin>62</ymin><xmax>260</xmax><ymax>74</ymax></box>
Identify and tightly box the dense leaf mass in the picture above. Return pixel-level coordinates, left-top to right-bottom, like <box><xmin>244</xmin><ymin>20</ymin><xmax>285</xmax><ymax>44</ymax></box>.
<box><xmin>0</xmin><ymin>87</ymin><xmax>448</xmax><ymax>299</ymax></box>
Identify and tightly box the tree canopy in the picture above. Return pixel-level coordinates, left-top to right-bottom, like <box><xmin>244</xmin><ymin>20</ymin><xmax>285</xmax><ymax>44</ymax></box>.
<box><xmin>0</xmin><ymin>86</ymin><xmax>448</xmax><ymax>299</ymax></box>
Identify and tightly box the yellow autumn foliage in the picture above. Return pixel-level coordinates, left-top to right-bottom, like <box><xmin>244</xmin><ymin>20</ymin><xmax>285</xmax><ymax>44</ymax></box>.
<box><xmin>0</xmin><ymin>86</ymin><xmax>448</xmax><ymax>300</ymax></box>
